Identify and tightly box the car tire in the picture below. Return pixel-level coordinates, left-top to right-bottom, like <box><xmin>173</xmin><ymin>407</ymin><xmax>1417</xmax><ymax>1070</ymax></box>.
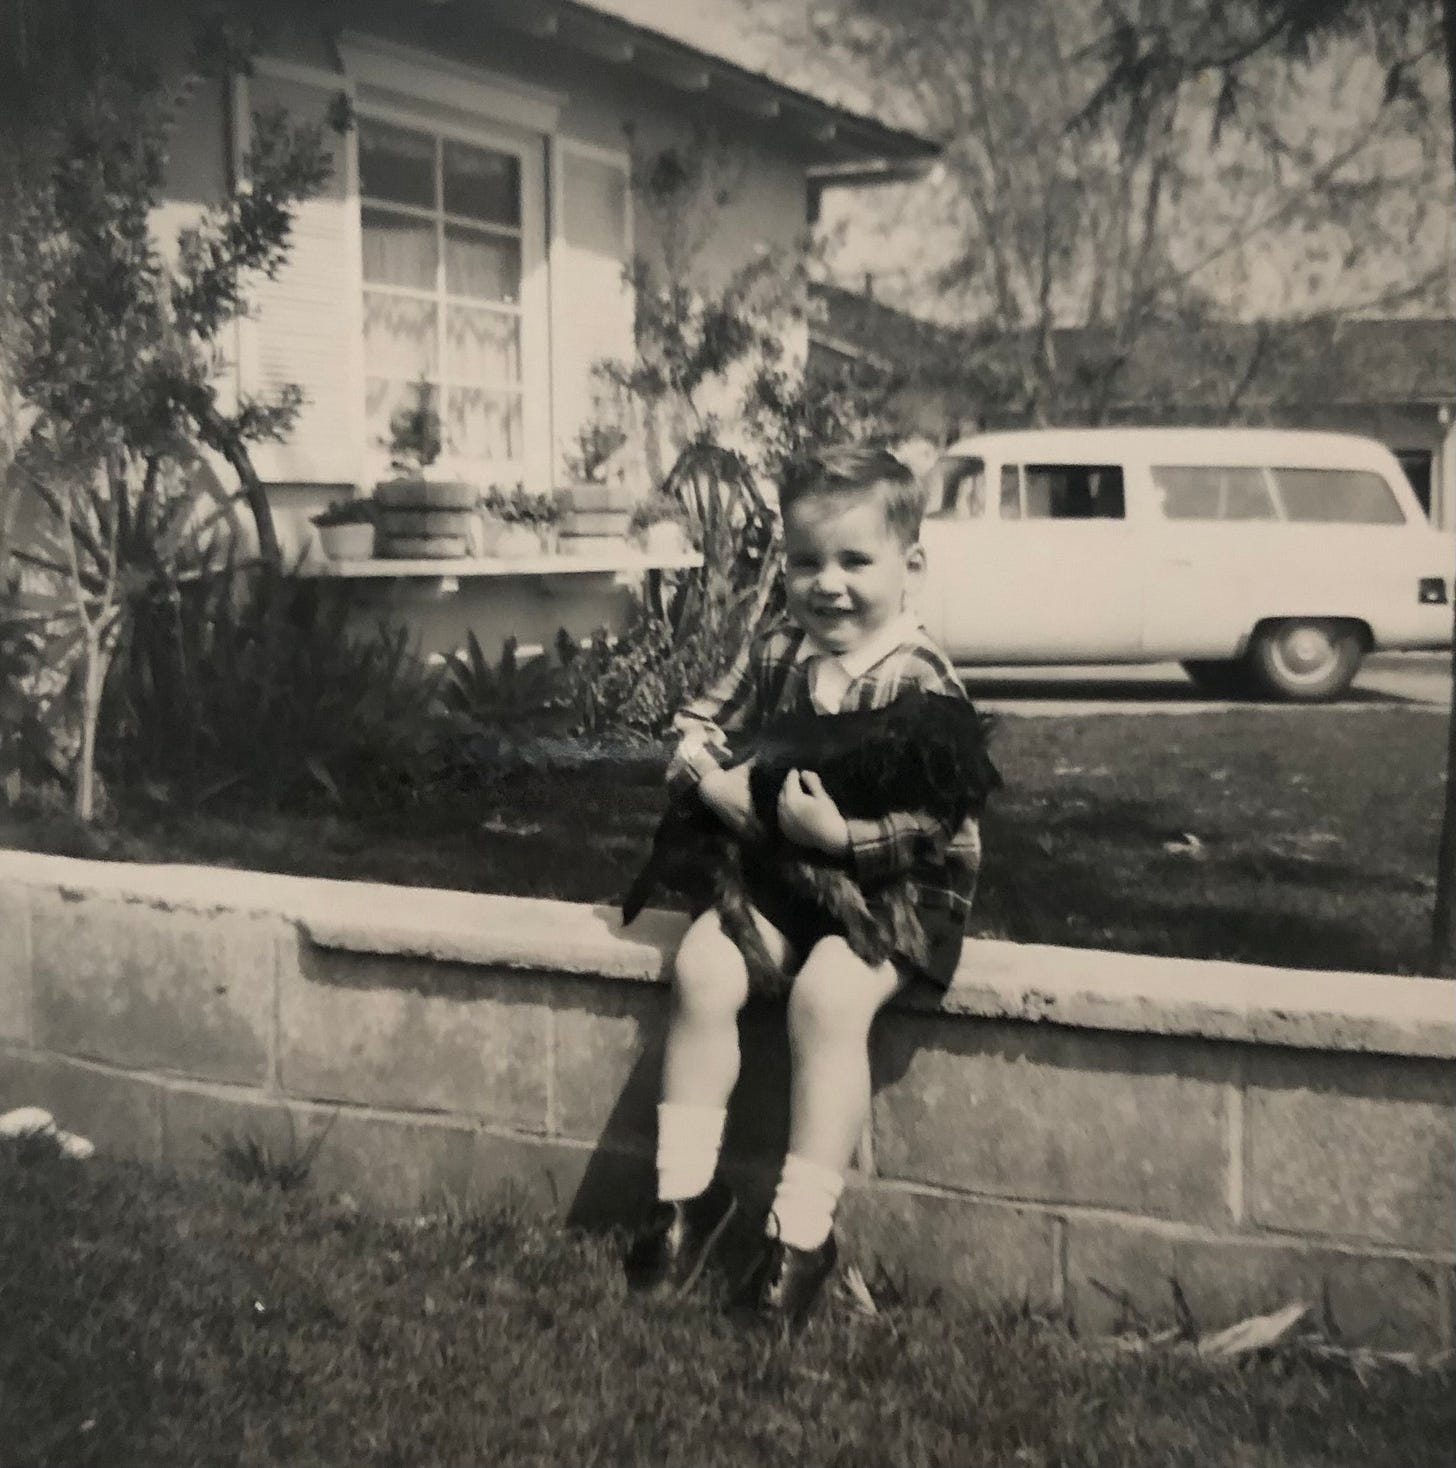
<box><xmin>1180</xmin><ymin>659</ymin><xmax>1254</xmax><ymax>698</ymax></box>
<box><xmin>1245</xmin><ymin>619</ymin><xmax>1364</xmax><ymax>702</ymax></box>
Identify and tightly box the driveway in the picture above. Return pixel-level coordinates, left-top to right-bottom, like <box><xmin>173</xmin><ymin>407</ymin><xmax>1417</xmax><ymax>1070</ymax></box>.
<box><xmin>958</xmin><ymin>651</ymin><xmax>1452</xmax><ymax>716</ymax></box>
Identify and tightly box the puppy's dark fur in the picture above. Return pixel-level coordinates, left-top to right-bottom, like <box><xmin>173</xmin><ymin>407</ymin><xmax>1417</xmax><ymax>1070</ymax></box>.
<box><xmin>621</xmin><ymin>690</ymin><xmax>1001</xmax><ymax>994</ymax></box>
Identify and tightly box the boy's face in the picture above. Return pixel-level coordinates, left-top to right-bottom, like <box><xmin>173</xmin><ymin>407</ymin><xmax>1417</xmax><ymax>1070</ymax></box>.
<box><xmin>781</xmin><ymin>487</ymin><xmax>924</xmax><ymax>656</ymax></box>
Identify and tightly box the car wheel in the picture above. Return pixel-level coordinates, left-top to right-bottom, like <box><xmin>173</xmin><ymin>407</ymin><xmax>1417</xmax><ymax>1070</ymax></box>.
<box><xmin>1180</xmin><ymin>659</ymin><xmax>1254</xmax><ymax>698</ymax></box>
<box><xmin>1245</xmin><ymin>619</ymin><xmax>1364</xmax><ymax>702</ymax></box>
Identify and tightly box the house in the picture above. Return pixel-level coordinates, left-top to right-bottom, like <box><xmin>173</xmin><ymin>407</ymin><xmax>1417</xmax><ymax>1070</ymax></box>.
<box><xmin>131</xmin><ymin>1</ymin><xmax>935</xmax><ymax>656</ymax></box>
<box><xmin>809</xmin><ymin>282</ymin><xmax>1456</xmax><ymax>530</ymax></box>
<box><xmin>150</xmin><ymin>2</ymin><xmax>938</xmax><ymax>523</ymax></box>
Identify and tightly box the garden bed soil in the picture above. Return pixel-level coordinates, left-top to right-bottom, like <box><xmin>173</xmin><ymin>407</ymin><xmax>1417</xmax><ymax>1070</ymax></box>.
<box><xmin>0</xmin><ymin>707</ymin><xmax>1445</xmax><ymax>977</ymax></box>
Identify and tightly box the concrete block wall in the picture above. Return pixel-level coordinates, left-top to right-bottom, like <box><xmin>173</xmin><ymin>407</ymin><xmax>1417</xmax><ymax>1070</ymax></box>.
<box><xmin>0</xmin><ymin>850</ymin><xmax>1452</xmax><ymax>1352</ymax></box>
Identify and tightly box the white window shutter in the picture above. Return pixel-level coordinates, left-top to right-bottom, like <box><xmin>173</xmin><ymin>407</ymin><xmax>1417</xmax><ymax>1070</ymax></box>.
<box><xmin>241</xmin><ymin>69</ymin><xmax>364</xmax><ymax>486</ymax></box>
<box><xmin>552</xmin><ymin>145</ymin><xmax>634</xmax><ymax>478</ymax></box>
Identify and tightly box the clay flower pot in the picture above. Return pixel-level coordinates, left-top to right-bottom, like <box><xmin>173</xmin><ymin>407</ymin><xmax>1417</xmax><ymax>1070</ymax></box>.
<box><xmin>316</xmin><ymin>521</ymin><xmax>376</xmax><ymax>560</ymax></box>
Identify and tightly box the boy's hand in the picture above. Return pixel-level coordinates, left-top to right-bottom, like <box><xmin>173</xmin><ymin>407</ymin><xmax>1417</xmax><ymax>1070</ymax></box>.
<box><xmin>777</xmin><ymin>770</ymin><xmax>850</xmax><ymax>857</ymax></box>
<box><xmin>698</xmin><ymin>761</ymin><xmax>763</xmax><ymax>840</ymax></box>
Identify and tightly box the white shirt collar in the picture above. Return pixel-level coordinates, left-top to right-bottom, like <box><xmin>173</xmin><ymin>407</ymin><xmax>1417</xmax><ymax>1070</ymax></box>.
<box><xmin>795</xmin><ymin>609</ymin><xmax>922</xmax><ymax>679</ymax></box>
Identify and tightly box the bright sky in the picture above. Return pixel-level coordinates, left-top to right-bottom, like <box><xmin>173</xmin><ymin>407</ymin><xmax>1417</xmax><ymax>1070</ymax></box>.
<box><xmin>586</xmin><ymin>0</ymin><xmax>779</xmax><ymax>64</ymax></box>
<box><xmin>584</xmin><ymin>1</ymin><xmax>1452</xmax><ymax>323</ymax></box>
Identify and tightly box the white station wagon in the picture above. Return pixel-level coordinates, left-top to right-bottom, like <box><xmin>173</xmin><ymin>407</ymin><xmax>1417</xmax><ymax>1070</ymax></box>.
<box><xmin>917</xmin><ymin>427</ymin><xmax>1453</xmax><ymax>701</ymax></box>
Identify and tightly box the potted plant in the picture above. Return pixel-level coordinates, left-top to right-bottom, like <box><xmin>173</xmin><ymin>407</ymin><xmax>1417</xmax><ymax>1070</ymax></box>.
<box><xmin>483</xmin><ymin>484</ymin><xmax>571</xmax><ymax>557</ymax></box>
<box><xmin>628</xmin><ymin>491</ymin><xmax>693</xmax><ymax>557</ymax></box>
<box><xmin>374</xmin><ymin>378</ymin><xmax>480</xmax><ymax>558</ymax></box>
<box><xmin>311</xmin><ymin>497</ymin><xmax>377</xmax><ymax>560</ymax></box>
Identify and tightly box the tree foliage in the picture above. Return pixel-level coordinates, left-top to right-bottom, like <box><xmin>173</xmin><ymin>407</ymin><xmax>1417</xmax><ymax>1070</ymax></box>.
<box><xmin>0</xmin><ymin>0</ymin><xmax>344</xmax><ymax>567</ymax></box>
<box><xmin>0</xmin><ymin>0</ymin><xmax>344</xmax><ymax>816</ymax></box>
<box><xmin>786</xmin><ymin>0</ymin><xmax>1449</xmax><ymax>423</ymax></box>
<box><xmin>1070</xmin><ymin>0</ymin><xmax>1456</xmax><ymax>975</ymax></box>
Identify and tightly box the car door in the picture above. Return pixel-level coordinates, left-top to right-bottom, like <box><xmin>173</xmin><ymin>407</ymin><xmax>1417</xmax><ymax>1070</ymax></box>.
<box><xmin>922</xmin><ymin>457</ymin><xmax>1144</xmax><ymax>663</ymax></box>
<box><xmin>1139</xmin><ymin>462</ymin><xmax>1284</xmax><ymax>659</ymax></box>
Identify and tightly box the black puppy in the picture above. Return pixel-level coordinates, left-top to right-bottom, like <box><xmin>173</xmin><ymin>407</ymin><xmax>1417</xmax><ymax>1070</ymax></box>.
<box><xmin>621</xmin><ymin>689</ymin><xmax>1000</xmax><ymax>994</ymax></box>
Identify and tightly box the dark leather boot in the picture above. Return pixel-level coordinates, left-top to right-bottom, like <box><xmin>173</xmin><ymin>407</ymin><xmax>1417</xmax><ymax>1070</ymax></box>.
<box><xmin>730</xmin><ymin>1228</ymin><xmax>838</xmax><ymax>1331</ymax></box>
<box><xmin>623</xmin><ymin>1177</ymin><xmax>738</xmax><ymax>1297</ymax></box>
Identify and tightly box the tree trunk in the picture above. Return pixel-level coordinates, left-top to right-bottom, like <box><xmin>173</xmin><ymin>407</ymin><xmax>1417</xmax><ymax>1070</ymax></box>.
<box><xmin>190</xmin><ymin>398</ymin><xmax>281</xmax><ymax>569</ymax></box>
<box><xmin>1429</xmin><ymin>0</ymin><xmax>1456</xmax><ymax>974</ymax></box>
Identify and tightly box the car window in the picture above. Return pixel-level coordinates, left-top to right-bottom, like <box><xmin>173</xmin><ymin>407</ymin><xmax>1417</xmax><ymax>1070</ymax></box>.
<box><xmin>1023</xmin><ymin>463</ymin><xmax>1125</xmax><ymax>520</ymax></box>
<box><xmin>999</xmin><ymin>465</ymin><xmax>1022</xmax><ymax>520</ymax></box>
<box><xmin>925</xmin><ymin>456</ymin><xmax>987</xmax><ymax>519</ymax></box>
<box><xmin>1270</xmin><ymin>468</ymin><xmax>1406</xmax><ymax>524</ymax></box>
<box><xmin>1152</xmin><ymin>465</ymin><xmax>1277</xmax><ymax>521</ymax></box>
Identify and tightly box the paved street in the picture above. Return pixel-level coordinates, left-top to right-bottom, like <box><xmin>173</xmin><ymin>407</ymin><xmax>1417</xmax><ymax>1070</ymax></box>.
<box><xmin>958</xmin><ymin>651</ymin><xmax>1452</xmax><ymax>716</ymax></box>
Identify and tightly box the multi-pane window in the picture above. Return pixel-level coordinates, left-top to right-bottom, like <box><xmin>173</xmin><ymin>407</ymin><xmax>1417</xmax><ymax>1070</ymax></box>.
<box><xmin>359</xmin><ymin>116</ymin><xmax>525</xmax><ymax>471</ymax></box>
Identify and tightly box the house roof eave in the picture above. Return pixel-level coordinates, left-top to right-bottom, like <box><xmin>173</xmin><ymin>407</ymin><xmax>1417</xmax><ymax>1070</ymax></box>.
<box><xmin>465</xmin><ymin>0</ymin><xmax>943</xmax><ymax>169</ymax></box>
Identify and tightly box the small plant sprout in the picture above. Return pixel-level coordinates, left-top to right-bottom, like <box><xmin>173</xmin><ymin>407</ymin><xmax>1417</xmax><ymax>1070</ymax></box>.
<box><xmin>387</xmin><ymin>377</ymin><xmax>444</xmax><ymax>475</ymax></box>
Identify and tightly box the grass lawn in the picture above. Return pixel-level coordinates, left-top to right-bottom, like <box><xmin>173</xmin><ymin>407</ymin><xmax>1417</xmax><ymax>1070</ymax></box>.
<box><xmin>4</xmin><ymin>1143</ymin><xmax>1452</xmax><ymax>1468</ymax></box>
<box><xmin>1</xmin><ymin>707</ymin><xmax>1446</xmax><ymax>976</ymax></box>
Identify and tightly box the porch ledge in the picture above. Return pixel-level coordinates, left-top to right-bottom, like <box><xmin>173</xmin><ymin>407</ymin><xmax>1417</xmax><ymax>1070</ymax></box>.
<box><xmin>0</xmin><ymin>849</ymin><xmax>1450</xmax><ymax>1060</ymax></box>
<box><xmin>295</xmin><ymin>550</ymin><xmax>704</xmax><ymax>579</ymax></box>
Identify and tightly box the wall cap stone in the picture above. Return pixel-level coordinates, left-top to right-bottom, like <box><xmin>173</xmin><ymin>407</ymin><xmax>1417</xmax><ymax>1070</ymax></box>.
<box><xmin>0</xmin><ymin>849</ymin><xmax>1451</xmax><ymax>1059</ymax></box>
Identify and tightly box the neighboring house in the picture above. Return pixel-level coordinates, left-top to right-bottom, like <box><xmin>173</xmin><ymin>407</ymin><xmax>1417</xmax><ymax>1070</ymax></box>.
<box><xmin>809</xmin><ymin>282</ymin><xmax>1456</xmax><ymax>530</ymax></box>
<box><xmin>150</xmin><ymin>0</ymin><xmax>938</xmax><ymax>551</ymax></box>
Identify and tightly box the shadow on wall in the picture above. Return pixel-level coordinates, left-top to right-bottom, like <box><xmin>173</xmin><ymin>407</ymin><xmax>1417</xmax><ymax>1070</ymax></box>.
<box><xmin>564</xmin><ymin>992</ymin><xmax>920</xmax><ymax>1229</ymax></box>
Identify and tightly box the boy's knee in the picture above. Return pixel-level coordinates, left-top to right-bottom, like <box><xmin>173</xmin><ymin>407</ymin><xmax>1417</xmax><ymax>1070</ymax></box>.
<box><xmin>673</xmin><ymin>917</ymin><xmax>749</xmax><ymax>1016</ymax></box>
<box><xmin>787</xmin><ymin>937</ymin><xmax>888</xmax><ymax>1041</ymax></box>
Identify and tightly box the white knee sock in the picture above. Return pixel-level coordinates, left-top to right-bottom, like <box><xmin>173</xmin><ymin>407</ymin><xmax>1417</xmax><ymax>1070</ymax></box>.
<box><xmin>655</xmin><ymin>1102</ymin><xmax>727</xmax><ymax>1202</ymax></box>
<box><xmin>769</xmin><ymin>1153</ymin><xmax>844</xmax><ymax>1250</ymax></box>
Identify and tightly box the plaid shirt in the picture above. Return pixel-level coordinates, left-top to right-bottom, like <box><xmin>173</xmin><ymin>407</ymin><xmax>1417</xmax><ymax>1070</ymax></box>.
<box><xmin>668</xmin><ymin>617</ymin><xmax>983</xmax><ymax>936</ymax></box>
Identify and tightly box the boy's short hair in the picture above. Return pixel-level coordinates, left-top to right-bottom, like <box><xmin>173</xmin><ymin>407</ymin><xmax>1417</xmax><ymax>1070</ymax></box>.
<box><xmin>779</xmin><ymin>445</ymin><xmax>925</xmax><ymax>547</ymax></box>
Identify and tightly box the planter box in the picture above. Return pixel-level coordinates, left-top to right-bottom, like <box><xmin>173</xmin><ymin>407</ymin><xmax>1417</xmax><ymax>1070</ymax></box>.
<box><xmin>558</xmin><ymin>533</ymin><xmax>630</xmax><ymax>557</ymax></box>
<box><xmin>377</xmin><ymin>508</ymin><xmax>477</xmax><ymax>537</ymax></box>
<box><xmin>562</xmin><ymin>509</ymin><xmax>632</xmax><ymax>537</ymax></box>
<box><xmin>376</xmin><ymin>478</ymin><xmax>479</xmax><ymax>511</ymax></box>
<box><xmin>561</xmin><ymin>482</ymin><xmax>635</xmax><ymax>513</ymax></box>
<box><xmin>377</xmin><ymin>534</ymin><xmax>470</xmax><ymax>559</ymax></box>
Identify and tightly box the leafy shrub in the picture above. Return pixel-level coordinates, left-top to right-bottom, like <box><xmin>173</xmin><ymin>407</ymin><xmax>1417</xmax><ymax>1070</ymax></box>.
<box><xmin>0</xmin><ymin>614</ymin><xmax>68</xmax><ymax>802</ymax></box>
<box><xmin>439</xmin><ymin>631</ymin><xmax>574</xmax><ymax>732</ymax></box>
<box><xmin>102</xmin><ymin>563</ymin><xmax>444</xmax><ymax>813</ymax></box>
<box><xmin>561</xmin><ymin>439</ymin><xmax>778</xmax><ymax>741</ymax></box>
<box><xmin>209</xmin><ymin>1112</ymin><xmax>336</xmax><ymax>1191</ymax></box>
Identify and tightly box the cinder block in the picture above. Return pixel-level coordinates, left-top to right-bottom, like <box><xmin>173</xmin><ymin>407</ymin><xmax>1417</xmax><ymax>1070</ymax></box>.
<box><xmin>161</xmin><ymin>1085</ymin><xmax>297</xmax><ymax>1172</ymax></box>
<box><xmin>1065</xmin><ymin>1215</ymin><xmax>1448</xmax><ymax>1353</ymax></box>
<box><xmin>295</xmin><ymin>1105</ymin><xmax>480</xmax><ymax>1215</ymax></box>
<box><xmin>551</xmin><ymin>977</ymin><xmax>665</xmax><ymax>1145</ymax></box>
<box><xmin>279</xmin><ymin>948</ymin><xmax>549</xmax><ymax>1128</ymax></box>
<box><xmin>0</xmin><ymin>1052</ymin><xmax>163</xmax><ymax>1162</ymax></box>
<box><xmin>31</xmin><ymin>891</ymin><xmax>278</xmax><ymax>1083</ymax></box>
<box><xmin>873</xmin><ymin>1015</ymin><xmax>1233</xmax><ymax>1224</ymax></box>
<box><xmin>0</xmin><ymin>884</ymin><xmax>31</xmax><ymax>1042</ymax></box>
<box><xmin>836</xmin><ymin>1185</ymin><xmax>1058</xmax><ymax>1311</ymax></box>
<box><xmin>1247</xmin><ymin>1049</ymin><xmax>1456</xmax><ymax>1253</ymax></box>
<box><xmin>550</xmin><ymin>984</ymin><xmax>830</xmax><ymax>1174</ymax></box>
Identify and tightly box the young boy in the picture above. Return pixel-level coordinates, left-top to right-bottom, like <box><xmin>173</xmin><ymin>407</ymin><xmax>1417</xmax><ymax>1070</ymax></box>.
<box><xmin>623</xmin><ymin>445</ymin><xmax>982</xmax><ymax>1328</ymax></box>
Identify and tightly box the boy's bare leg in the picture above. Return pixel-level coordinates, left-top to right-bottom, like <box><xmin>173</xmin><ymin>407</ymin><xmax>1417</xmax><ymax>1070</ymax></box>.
<box><xmin>784</xmin><ymin>936</ymin><xmax>905</xmax><ymax>1177</ymax></box>
<box><xmin>627</xmin><ymin>907</ymin><xmax>795</xmax><ymax>1293</ymax></box>
<box><xmin>660</xmin><ymin>907</ymin><xmax>794</xmax><ymax>1108</ymax></box>
<box><xmin>732</xmin><ymin>937</ymin><xmax>904</xmax><ymax>1311</ymax></box>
